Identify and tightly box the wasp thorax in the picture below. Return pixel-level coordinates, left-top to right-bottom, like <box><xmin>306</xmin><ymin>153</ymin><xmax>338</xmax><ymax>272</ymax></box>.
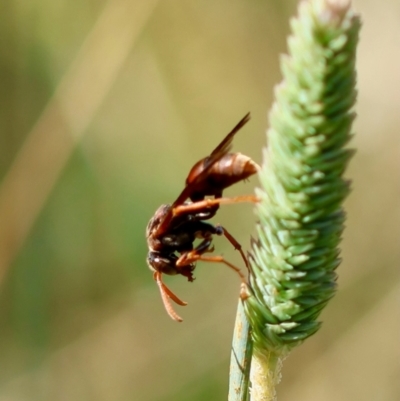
<box><xmin>146</xmin><ymin>204</ymin><xmax>171</xmax><ymax>238</ymax></box>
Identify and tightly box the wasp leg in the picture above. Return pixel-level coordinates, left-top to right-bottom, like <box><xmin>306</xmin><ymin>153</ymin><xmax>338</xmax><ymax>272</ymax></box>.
<box><xmin>175</xmin><ymin>238</ymin><xmax>212</xmax><ymax>269</ymax></box>
<box><xmin>215</xmin><ymin>225</ymin><xmax>249</xmax><ymax>270</ymax></box>
<box><xmin>153</xmin><ymin>271</ymin><xmax>187</xmax><ymax>322</ymax></box>
<box><xmin>172</xmin><ymin>195</ymin><xmax>259</xmax><ymax>217</ymax></box>
<box><xmin>176</xmin><ymin>240</ymin><xmax>246</xmax><ymax>283</ymax></box>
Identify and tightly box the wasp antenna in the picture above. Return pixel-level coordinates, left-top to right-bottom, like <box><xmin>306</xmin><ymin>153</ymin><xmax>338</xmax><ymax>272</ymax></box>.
<box><xmin>161</xmin><ymin>281</ymin><xmax>188</xmax><ymax>306</ymax></box>
<box><xmin>154</xmin><ymin>272</ymin><xmax>184</xmax><ymax>322</ymax></box>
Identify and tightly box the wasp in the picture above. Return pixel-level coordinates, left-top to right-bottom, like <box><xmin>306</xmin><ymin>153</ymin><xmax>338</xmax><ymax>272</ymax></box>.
<box><xmin>146</xmin><ymin>113</ymin><xmax>259</xmax><ymax>321</ymax></box>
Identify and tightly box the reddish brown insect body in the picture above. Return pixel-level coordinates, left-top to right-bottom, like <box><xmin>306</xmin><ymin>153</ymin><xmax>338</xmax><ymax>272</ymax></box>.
<box><xmin>186</xmin><ymin>153</ymin><xmax>258</xmax><ymax>201</ymax></box>
<box><xmin>146</xmin><ymin>113</ymin><xmax>259</xmax><ymax>322</ymax></box>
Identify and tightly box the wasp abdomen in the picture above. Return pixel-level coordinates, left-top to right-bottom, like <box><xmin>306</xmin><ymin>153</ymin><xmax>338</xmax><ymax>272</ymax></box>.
<box><xmin>186</xmin><ymin>153</ymin><xmax>259</xmax><ymax>200</ymax></box>
<box><xmin>214</xmin><ymin>153</ymin><xmax>259</xmax><ymax>177</ymax></box>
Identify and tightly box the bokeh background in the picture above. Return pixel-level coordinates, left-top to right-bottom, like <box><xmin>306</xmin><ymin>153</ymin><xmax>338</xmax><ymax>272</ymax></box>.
<box><xmin>0</xmin><ymin>0</ymin><xmax>398</xmax><ymax>400</ymax></box>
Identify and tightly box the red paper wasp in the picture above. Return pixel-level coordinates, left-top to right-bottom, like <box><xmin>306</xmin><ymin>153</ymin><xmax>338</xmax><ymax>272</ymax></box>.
<box><xmin>146</xmin><ymin>113</ymin><xmax>259</xmax><ymax>321</ymax></box>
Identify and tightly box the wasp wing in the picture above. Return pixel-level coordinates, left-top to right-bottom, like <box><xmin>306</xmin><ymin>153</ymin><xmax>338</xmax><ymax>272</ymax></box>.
<box><xmin>156</xmin><ymin>113</ymin><xmax>251</xmax><ymax>236</ymax></box>
<box><xmin>172</xmin><ymin>112</ymin><xmax>251</xmax><ymax>208</ymax></box>
<box><xmin>209</xmin><ymin>112</ymin><xmax>250</xmax><ymax>158</ymax></box>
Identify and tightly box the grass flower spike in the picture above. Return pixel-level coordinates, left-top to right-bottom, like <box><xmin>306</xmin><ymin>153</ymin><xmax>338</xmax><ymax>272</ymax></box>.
<box><xmin>239</xmin><ymin>1</ymin><xmax>361</xmax><ymax>400</ymax></box>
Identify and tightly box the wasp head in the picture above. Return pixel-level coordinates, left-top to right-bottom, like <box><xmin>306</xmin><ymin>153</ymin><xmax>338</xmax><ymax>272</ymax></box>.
<box><xmin>147</xmin><ymin>251</ymin><xmax>195</xmax><ymax>281</ymax></box>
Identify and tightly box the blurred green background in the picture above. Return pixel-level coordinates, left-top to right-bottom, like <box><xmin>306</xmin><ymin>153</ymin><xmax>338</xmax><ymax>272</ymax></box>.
<box><xmin>0</xmin><ymin>0</ymin><xmax>398</xmax><ymax>400</ymax></box>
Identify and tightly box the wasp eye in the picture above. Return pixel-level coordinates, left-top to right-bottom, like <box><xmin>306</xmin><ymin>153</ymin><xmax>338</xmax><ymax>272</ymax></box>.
<box><xmin>147</xmin><ymin>252</ymin><xmax>178</xmax><ymax>276</ymax></box>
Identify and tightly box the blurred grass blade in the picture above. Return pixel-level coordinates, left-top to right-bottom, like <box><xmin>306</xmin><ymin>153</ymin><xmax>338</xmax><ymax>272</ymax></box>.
<box><xmin>229</xmin><ymin>298</ymin><xmax>253</xmax><ymax>401</ymax></box>
<box><xmin>0</xmin><ymin>0</ymin><xmax>159</xmax><ymax>279</ymax></box>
